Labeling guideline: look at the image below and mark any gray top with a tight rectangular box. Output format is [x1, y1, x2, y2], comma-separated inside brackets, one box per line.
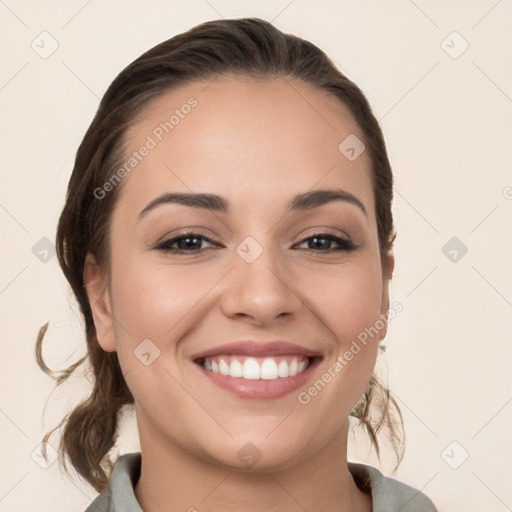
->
[85, 452, 438, 512]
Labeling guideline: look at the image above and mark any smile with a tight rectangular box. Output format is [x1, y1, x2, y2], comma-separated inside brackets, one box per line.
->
[199, 355, 311, 380]
[195, 357, 320, 400]
[191, 340, 322, 399]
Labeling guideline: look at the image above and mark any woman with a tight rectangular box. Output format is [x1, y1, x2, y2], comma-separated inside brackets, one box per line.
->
[36, 17, 438, 512]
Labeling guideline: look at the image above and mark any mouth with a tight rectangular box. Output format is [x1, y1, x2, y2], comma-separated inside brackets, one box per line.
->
[191, 341, 323, 399]
[195, 354, 316, 379]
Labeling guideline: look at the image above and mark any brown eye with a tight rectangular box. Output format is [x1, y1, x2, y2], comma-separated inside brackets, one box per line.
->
[296, 233, 356, 253]
[155, 231, 218, 254]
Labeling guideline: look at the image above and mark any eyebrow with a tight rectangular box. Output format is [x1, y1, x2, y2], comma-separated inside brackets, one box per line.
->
[138, 187, 367, 220]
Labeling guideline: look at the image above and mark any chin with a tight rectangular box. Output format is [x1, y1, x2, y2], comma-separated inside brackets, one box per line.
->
[199, 436, 312, 474]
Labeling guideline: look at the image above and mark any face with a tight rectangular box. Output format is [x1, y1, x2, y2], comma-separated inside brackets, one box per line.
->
[85, 76, 394, 471]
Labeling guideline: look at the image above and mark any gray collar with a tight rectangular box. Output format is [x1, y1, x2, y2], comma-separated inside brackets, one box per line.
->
[85, 452, 437, 512]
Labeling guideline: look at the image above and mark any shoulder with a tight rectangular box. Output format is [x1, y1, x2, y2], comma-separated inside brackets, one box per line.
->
[84, 487, 112, 512]
[84, 453, 143, 512]
[348, 462, 439, 512]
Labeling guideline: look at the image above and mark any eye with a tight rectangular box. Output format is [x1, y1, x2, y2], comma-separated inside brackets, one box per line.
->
[154, 230, 357, 255]
[154, 231, 218, 254]
[294, 232, 356, 253]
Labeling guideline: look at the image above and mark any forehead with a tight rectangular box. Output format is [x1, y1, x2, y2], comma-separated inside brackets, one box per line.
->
[115, 77, 375, 221]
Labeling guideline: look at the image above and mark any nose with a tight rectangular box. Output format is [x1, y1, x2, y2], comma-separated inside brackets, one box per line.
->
[219, 238, 303, 326]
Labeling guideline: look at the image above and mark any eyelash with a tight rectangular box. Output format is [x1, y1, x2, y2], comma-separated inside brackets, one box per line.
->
[154, 230, 357, 255]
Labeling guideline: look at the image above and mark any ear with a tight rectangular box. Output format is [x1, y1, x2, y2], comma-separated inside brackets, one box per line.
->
[83, 252, 116, 352]
[379, 250, 395, 340]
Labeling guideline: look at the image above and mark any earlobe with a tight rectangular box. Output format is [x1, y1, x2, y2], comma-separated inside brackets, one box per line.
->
[379, 250, 395, 340]
[383, 250, 395, 282]
[83, 252, 116, 352]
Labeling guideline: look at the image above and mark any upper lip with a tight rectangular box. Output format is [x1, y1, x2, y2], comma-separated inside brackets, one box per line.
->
[191, 341, 322, 360]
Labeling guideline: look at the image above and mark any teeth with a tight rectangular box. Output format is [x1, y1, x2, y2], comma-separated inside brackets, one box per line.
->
[261, 358, 279, 380]
[242, 358, 260, 379]
[289, 358, 298, 377]
[228, 359, 243, 377]
[201, 355, 310, 380]
[218, 359, 229, 375]
[278, 360, 289, 377]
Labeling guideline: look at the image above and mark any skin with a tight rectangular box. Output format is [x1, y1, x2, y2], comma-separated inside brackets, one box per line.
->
[84, 76, 394, 512]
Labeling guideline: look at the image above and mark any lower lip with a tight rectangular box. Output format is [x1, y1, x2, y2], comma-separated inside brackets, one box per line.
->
[195, 358, 320, 399]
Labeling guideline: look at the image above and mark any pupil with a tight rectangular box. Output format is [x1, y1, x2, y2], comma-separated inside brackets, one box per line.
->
[311, 237, 329, 250]
[179, 237, 200, 250]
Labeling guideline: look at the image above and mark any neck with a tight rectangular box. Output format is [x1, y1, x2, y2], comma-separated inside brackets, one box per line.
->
[134, 419, 372, 512]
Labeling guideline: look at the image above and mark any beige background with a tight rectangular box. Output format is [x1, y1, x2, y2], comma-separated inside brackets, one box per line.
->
[1, 1, 511, 510]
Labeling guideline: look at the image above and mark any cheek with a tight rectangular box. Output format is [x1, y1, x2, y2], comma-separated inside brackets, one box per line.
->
[110, 247, 384, 350]
[298, 259, 384, 405]
[303, 258, 384, 345]
[107, 260, 200, 415]
[111, 257, 203, 338]
[109, 244, 384, 381]
[107, 245, 385, 447]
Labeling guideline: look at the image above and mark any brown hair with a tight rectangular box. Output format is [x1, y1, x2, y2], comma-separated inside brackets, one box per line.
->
[36, 17, 403, 493]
